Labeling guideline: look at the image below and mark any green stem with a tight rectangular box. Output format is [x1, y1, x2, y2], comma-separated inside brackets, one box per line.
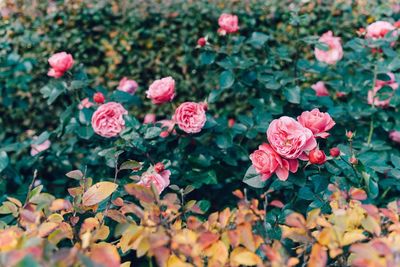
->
[367, 64, 378, 145]
[367, 117, 374, 145]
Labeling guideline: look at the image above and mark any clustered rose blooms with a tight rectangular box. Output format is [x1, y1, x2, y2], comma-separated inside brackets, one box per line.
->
[389, 131, 400, 143]
[218, 13, 239, 35]
[173, 102, 207, 134]
[117, 77, 138, 95]
[47, 52, 74, 78]
[368, 72, 398, 108]
[250, 109, 335, 181]
[138, 168, 171, 194]
[146, 77, 175, 104]
[30, 138, 51, 156]
[297, 108, 336, 138]
[314, 31, 343, 65]
[91, 102, 128, 138]
[250, 143, 298, 181]
[366, 21, 396, 40]
[311, 81, 330, 97]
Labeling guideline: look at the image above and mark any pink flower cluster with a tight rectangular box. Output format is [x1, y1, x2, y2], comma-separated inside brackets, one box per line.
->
[138, 165, 171, 194]
[47, 52, 74, 78]
[218, 13, 239, 35]
[250, 109, 335, 181]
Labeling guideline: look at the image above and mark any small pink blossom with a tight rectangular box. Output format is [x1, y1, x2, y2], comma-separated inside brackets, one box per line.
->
[91, 102, 128, 138]
[158, 120, 176, 138]
[146, 77, 175, 104]
[143, 114, 156, 124]
[218, 13, 239, 35]
[368, 72, 398, 108]
[314, 31, 343, 65]
[173, 102, 206, 134]
[267, 116, 317, 160]
[297, 108, 335, 138]
[138, 170, 171, 194]
[389, 131, 400, 143]
[31, 138, 51, 156]
[311, 81, 330, 97]
[117, 77, 138, 95]
[47, 52, 74, 78]
[78, 98, 94, 110]
[250, 143, 298, 181]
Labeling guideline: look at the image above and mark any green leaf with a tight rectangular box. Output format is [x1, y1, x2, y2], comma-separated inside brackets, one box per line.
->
[219, 70, 235, 89]
[315, 42, 330, 51]
[200, 51, 216, 65]
[144, 127, 161, 139]
[284, 86, 301, 104]
[15, 255, 41, 267]
[247, 32, 269, 48]
[119, 160, 142, 171]
[392, 154, 400, 168]
[0, 151, 9, 173]
[243, 166, 267, 188]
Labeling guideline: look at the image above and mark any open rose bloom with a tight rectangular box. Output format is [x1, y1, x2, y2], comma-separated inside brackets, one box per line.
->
[173, 102, 207, 134]
[146, 77, 175, 104]
[297, 109, 335, 138]
[366, 21, 397, 42]
[138, 170, 171, 194]
[368, 72, 398, 108]
[47, 52, 74, 78]
[250, 143, 298, 181]
[218, 13, 239, 35]
[91, 102, 128, 138]
[311, 81, 330, 97]
[117, 77, 138, 95]
[314, 31, 343, 65]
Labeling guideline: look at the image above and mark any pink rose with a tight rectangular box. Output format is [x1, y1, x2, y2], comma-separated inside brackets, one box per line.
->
[47, 52, 74, 78]
[157, 120, 176, 138]
[368, 72, 398, 108]
[173, 102, 207, 134]
[267, 116, 317, 160]
[143, 114, 156, 124]
[250, 143, 298, 181]
[138, 170, 171, 194]
[117, 77, 138, 95]
[297, 108, 336, 138]
[146, 77, 175, 104]
[78, 98, 94, 110]
[366, 21, 396, 40]
[314, 31, 343, 65]
[311, 81, 330, 97]
[91, 102, 128, 138]
[218, 13, 239, 35]
[389, 131, 400, 143]
[31, 138, 51, 156]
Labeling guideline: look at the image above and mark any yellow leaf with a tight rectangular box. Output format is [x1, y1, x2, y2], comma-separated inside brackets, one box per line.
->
[308, 243, 327, 267]
[120, 262, 131, 267]
[341, 230, 366, 246]
[361, 215, 381, 236]
[204, 240, 228, 267]
[230, 247, 262, 267]
[82, 182, 118, 206]
[167, 254, 192, 267]
[38, 222, 59, 237]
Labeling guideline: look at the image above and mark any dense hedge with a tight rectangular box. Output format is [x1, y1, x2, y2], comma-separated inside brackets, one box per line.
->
[1, 0, 400, 265]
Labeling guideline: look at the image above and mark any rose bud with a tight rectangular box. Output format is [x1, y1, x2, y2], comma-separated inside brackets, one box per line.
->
[346, 130, 354, 140]
[309, 148, 327, 165]
[350, 156, 358, 165]
[154, 162, 165, 173]
[197, 37, 207, 47]
[93, 92, 105, 104]
[228, 118, 235, 128]
[330, 147, 340, 157]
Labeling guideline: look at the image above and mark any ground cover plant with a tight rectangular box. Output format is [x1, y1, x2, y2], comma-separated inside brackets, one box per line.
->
[1, 0, 400, 266]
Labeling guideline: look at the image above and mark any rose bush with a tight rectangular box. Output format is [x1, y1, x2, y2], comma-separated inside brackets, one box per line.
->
[1, 0, 400, 266]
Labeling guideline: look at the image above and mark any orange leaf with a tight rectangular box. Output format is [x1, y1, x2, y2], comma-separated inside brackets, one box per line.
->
[82, 182, 118, 206]
[124, 183, 155, 203]
[308, 243, 327, 267]
[230, 247, 262, 267]
[90, 243, 121, 267]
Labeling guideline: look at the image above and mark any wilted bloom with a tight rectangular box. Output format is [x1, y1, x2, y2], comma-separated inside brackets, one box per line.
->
[146, 77, 175, 104]
[309, 148, 327, 165]
[91, 102, 128, 138]
[78, 98, 94, 110]
[47, 52, 74, 78]
[143, 114, 156, 124]
[117, 77, 138, 95]
[173, 102, 207, 134]
[31, 138, 51, 156]
[311, 81, 330, 97]
[389, 131, 400, 143]
[297, 109, 335, 139]
[250, 143, 298, 181]
[267, 116, 317, 160]
[218, 13, 239, 35]
[93, 92, 105, 104]
[314, 31, 343, 65]
[368, 72, 398, 108]
[138, 169, 171, 194]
